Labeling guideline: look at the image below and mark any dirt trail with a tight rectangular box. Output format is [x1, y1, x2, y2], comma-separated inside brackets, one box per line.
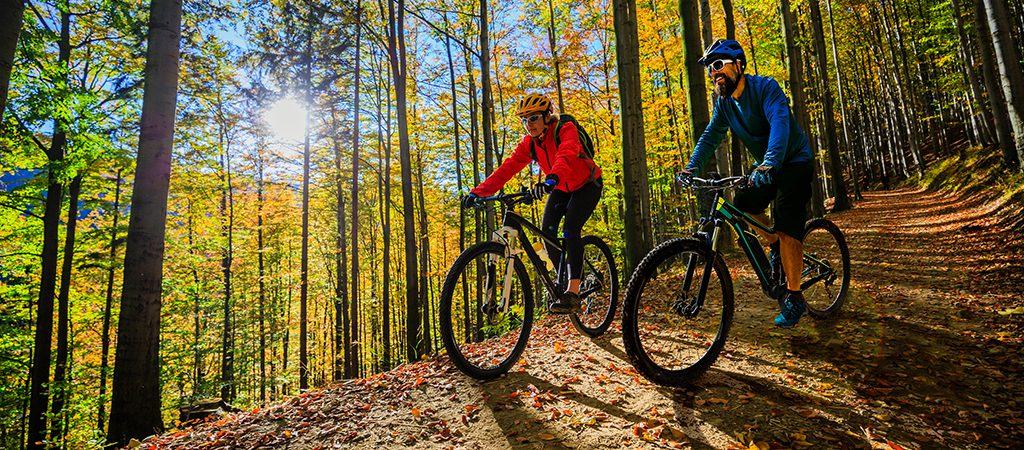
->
[148, 188, 1024, 450]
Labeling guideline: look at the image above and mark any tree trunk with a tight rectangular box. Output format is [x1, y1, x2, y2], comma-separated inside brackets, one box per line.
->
[375, 54, 392, 371]
[0, 0, 24, 120]
[481, 0, 496, 233]
[334, 133, 349, 381]
[982, 0, 1024, 169]
[416, 153, 431, 356]
[50, 174, 81, 443]
[186, 200, 203, 399]
[808, 0, 850, 211]
[98, 170, 122, 432]
[973, 0, 1016, 167]
[299, 14, 313, 391]
[349, 0, 363, 377]
[27, 11, 70, 448]
[681, 0, 708, 223]
[106, 0, 181, 443]
[615, 0, 653, 273]
[444, 13, 470, 345]
[722, 0, 735, 39]
[256, 149, 266, 405]
[386, 0, 420, 362]
[951, 0, 993, 145]
[722, 0, 744, 177]
[826, 0, 860, 199]
[218, 108, 235, 402]
[547, 0, 565, 112]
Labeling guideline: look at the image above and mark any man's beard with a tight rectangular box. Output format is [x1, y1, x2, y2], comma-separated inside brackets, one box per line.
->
[714, 73, 739, 97]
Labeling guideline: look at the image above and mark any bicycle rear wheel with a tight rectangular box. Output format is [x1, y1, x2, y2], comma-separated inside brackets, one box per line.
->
[621, 238, 734, 387]
[800, 218, 850, 319]
[570, 236, 619, 337]
[439, 241, 534, 380]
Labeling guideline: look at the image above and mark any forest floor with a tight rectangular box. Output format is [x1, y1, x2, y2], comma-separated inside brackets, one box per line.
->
[145, 183, 1024, 450]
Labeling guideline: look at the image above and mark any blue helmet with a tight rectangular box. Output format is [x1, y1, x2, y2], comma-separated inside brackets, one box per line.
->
[698, 39, 746, 69]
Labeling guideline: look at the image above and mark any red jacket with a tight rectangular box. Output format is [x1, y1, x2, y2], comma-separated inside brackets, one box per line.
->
[471, 120, 601, 197]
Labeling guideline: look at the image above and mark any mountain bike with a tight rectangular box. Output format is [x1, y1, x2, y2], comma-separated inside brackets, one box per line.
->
[439, 188, 619, 380]
[621, 175, 850, 387]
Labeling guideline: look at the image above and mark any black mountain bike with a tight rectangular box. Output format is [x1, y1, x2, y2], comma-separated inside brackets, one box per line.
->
[439, 189, 619, 380]
[621, 175, 850, 387]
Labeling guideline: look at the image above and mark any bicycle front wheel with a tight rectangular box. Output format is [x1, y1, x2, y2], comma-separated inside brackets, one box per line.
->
[800, 218, 850, 319]
[621, 238, 734, 387]
[570, 236, 619, 337]
[439, 241, 534, 380]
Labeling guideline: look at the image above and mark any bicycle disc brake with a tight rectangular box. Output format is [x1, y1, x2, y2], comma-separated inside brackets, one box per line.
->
[671, 292, 701, 318]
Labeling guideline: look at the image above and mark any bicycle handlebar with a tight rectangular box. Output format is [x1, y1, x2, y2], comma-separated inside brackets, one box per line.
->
[466, 188, 535, 210]
[676, 174, 748, 190]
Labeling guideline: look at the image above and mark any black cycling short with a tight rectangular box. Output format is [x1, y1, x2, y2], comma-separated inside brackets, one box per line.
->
[733, 163, 814, 241]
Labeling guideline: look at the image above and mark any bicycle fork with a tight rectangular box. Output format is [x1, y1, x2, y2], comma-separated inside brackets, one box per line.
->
[482, 227, 520, 322]
[675, 222, 722, 317]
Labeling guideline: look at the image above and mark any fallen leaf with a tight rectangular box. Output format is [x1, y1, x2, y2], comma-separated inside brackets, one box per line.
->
[539, 433, 556, 440]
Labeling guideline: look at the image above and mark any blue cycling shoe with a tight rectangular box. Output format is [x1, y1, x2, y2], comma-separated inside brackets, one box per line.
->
[774, 291, 806, 328]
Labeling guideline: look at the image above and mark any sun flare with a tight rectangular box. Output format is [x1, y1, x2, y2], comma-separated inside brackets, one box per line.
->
[264, 97, 308, 143]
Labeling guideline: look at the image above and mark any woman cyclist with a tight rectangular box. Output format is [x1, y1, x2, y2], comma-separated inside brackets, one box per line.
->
[461, 93, 602, 314]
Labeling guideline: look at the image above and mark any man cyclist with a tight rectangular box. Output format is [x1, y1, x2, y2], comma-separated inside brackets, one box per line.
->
[461, 93, 602, 314]
[680, 39, 815, 328]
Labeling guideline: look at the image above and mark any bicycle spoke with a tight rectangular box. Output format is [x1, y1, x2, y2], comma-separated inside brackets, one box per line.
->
[440, 242, 534, 379]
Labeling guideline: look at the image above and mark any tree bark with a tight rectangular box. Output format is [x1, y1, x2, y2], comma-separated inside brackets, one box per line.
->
[98, 170, 122, 431]
[481, 0, 496, 233]
[826, 0, 860, 199]
[973, 0, 1017, 167]
[218, 101, 235, 401]
[27, 11, 70, 448]
[256, 147, 267, 404]
[334, 133, 349, 381]
[808, 0, 850, 210]
[299, 11, 314, 391]
[106, 0, 181, 444]
[951, 0, 992, 145]
[0, 0, 24, 120]
[981, 0, 1024, 169]
[50, 174, 81, 442]
[385, 0, 420, 362]
[722, 0, 744, 177]
[349, 0, 363, 377]
[616, 0, 653, 273]
[547, 0, 565, 112]
[375, 53, 392, 371]
[416, 152, 431, 356]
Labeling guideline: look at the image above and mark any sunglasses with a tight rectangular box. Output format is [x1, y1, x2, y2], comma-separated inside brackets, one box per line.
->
[706, 59, 735, 76]
[521, 114, 543, 125]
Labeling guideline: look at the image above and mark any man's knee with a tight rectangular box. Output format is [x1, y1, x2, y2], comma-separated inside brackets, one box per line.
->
[777, 231, 800, 244]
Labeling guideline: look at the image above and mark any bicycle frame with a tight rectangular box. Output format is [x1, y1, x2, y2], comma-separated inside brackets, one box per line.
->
[706, 195, 781, 298]
[477, 194, 606, 316]
[687, 176, 836, 303]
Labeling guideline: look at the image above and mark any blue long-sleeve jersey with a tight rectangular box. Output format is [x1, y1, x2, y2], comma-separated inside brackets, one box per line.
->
[687, 75, 813, 172]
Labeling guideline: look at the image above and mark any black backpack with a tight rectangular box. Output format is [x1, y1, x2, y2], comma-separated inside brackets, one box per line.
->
[530, 114, 596, 161]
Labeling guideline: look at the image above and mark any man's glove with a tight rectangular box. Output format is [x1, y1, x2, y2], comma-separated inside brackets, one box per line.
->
[532, 175, 558, 200]
[676, 166, 696, 187]
[749, 164, 775, 188]
[460, 193, 479, 208]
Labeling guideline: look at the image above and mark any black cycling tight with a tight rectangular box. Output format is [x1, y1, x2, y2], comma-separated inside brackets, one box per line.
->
[541, 177, 602, 282]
